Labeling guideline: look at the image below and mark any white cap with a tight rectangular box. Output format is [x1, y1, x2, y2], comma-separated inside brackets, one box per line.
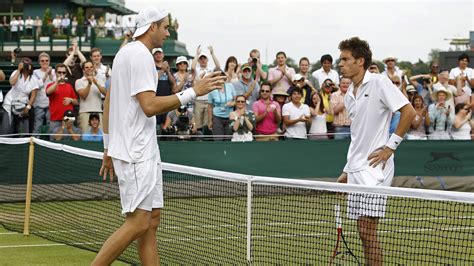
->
[132, 7, 169, 39]
[292, 73, 304, 82]
[198, 52, 208, 59]
[152, 47, 163, 54]
[176, 56, 188, 65]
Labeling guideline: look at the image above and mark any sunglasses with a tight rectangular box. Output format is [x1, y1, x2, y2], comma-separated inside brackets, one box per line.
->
[236, 100, 246, 103]
[392, 82, 401, 85]
[40, 59, 49, 62]
[386, 59, 395, 62]
[57, 71, 66, 74]
[260, 90, 271, 93]
[369, 66, 378, 70]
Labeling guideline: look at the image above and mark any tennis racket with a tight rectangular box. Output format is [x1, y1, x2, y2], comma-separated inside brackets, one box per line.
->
[329, 204, 360, 265]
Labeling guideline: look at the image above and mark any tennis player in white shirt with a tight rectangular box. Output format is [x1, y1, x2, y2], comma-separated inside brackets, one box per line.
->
[95, 7, 226, 265]
[336, 37, 415, 266]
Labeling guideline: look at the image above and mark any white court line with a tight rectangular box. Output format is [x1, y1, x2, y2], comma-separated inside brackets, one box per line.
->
[0, 232, 18, 235]
[0, 241, 103, 249]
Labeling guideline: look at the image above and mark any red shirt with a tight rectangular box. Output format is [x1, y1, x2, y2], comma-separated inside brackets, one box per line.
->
[46, 82, 77, 121]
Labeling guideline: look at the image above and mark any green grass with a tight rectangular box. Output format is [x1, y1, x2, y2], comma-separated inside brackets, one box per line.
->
[0, 194, 473, 265]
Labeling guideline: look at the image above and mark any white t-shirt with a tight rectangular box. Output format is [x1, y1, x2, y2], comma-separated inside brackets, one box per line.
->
[312, 68, 340, 88]
[32, 69, 56, 108]
[95, 63, 111, 84]
[10, 20, 19, 32]
[8, 70, 39, 104]
[449, 67, 473, 95]
[343, 71, 409, 173]
[282, 102, 310, 139]
[75, 76, 104, 113]
[108, 41, 159, 163]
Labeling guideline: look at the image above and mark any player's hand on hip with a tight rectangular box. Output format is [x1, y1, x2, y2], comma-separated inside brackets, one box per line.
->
[368, 147, 393, 170]
[337, 172, 347, 183]
[194, 71, 226, 96]
[99, 149, 115, 182]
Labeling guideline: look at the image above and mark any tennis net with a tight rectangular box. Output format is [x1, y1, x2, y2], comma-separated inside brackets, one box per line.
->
[0, 137, 473, 264]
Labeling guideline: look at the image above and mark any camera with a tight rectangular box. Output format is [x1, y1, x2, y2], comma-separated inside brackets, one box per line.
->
[252, 57, 258, 64]
[422, 78, 431, 84]
[23, 62, 30, 71]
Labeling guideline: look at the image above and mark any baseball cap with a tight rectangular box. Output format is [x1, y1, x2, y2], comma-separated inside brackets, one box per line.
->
[63, 110, 75, 121]
[176, 56, 188, 65]
[132, 7, 169, 39]
[292, 73, 304, 82]
[406, 85, 416, 93]
[152, 47, 163, 54]
[241, 63, 252, 71]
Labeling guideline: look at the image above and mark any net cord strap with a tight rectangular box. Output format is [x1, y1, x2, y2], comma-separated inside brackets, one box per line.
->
[1, 137, 473, 204]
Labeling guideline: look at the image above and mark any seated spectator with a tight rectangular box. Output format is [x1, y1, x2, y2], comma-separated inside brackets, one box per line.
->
[287, 74, 316, 106]
[248, 49, 268, 83]
[282, 87, 311, 139]
[253, 82, 281, 141]
[451, 103, 472, 140]
[229, 95, 255, 142]
[46, 63, 78, 140]
[53, 110, 80, 141]
[232, 64, 260, 110]
[312, 54, 340, 88]
[308, 92, 328, 140]
[3, 57, 39, 135]
[75, 60, 105, 133]
[407, 95, 430, 140]
[224, 56, 240, 83]
[268, 51, 295, 95]
[331, 77, 351, 139]
[162, 105, 197, 140]
[32, 52, 56, 135]
[298, 57, 319, 91]
[428, 88, 452, 140]
[82, 112, 103, 141]
[207, 82, 236, 140]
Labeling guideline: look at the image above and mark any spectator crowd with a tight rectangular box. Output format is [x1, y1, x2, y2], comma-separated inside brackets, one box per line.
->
[1, 40, 473, 142]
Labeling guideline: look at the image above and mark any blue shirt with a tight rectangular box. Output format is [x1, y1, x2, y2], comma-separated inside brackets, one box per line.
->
[82, 129, 103, 141]
[208, 83, 236, 118]
[389, 111, 400, 134]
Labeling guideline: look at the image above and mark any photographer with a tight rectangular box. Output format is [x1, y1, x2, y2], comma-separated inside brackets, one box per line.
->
[46, 63, 78, 140]
[162, 105, 197, 140]
[248, 49, 268, 83]
[3, 57, 39, 135]
[52, 110, 81, 141]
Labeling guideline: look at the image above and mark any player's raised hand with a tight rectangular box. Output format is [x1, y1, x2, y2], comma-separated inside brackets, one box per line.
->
[193, 71, 226, 96]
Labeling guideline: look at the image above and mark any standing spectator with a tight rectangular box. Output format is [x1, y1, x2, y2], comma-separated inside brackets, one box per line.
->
[232, 64, 260, 111]
[248, 49, 268, 83]
[82, 112, 103, 141]
[104, 18, 115, 38]
[64, 43, 87, 88]
[5, 57, 39, 135]
[1, 16, 9, 41]
[75, 60, 106, 133]
[268, 51, 295, 95]
[449, 53, 473, 98]
[152, 47, 177, 134]
[298, 57, 319, 91]
[32, 52, 56, 135]
[207, 82, 236, 140]
[123, 17, 134, 34]
[46, 63, 78, 139]
[71, 16, 78, 36]
[282, 87, 311, 139]
[331, 77, 351, 139]
[97, 16, 105, 37]
[252, 81, 281, 141]
[428, 61, 439, 84]
[9, 17, 19, 42]
[174, 56, 195, 110]
[25, 16, 34, 37]
[52, 110, 81, 141]
[61, 13, 71, 34]
[312, 54, 340, 88]
[308, 92, 328, 140]
[229, 95, 255, 142]
[320, 79, 336, 138]
[287, 74, 316, 106]
[406, 95, 430, 140]
[451, 103, 472, 140]
[52, 15, 61, 34]
[17, 16, 24, 36]
[34, 16, 42, 39]
[368, 62, 380, 74]
[406, 85, 417, 103]
[90, 48, 111, 85]
[224, 56, 239, 83]
[87, 15, 97, 40]
[428, 88, 452, 140]
[381, 55, 408, 85]
[191, 45, 220, 133]
[410, 73, 436, 107]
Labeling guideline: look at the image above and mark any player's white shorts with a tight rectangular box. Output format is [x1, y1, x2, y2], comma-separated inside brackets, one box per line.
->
[347, 157, 394, 219]
[112, 154, 163, 214]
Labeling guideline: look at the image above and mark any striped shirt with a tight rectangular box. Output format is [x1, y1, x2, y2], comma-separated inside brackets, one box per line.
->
[330, 90, 351, 126]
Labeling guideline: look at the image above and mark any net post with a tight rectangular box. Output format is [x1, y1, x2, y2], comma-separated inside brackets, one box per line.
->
[23, 137, 35, 236]
[246, 176, 252, 264]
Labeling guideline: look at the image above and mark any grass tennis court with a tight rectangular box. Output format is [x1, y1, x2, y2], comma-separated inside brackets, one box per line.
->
[1, 193, 472, 265]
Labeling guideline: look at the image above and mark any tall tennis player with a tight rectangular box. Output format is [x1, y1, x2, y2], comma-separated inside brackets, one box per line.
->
[94, 7, 226, 265]
[336, 37, 416, 265]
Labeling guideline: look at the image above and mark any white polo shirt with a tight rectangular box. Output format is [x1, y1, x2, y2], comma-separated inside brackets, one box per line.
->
[282, 102, 310, 139]
[108, 41, 159, 163]
[312, 67, 340, 88]
[449, 67, 473, 95]
[343, 71, 409, 173]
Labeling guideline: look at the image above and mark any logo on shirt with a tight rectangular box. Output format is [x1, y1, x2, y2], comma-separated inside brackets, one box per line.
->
[364, 94, 369, 97]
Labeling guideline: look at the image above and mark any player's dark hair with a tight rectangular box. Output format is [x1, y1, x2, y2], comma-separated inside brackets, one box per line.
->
[338, 37, 372, 70]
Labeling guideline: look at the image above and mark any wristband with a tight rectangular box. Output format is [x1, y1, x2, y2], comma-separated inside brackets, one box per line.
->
[176, 89, 196, 105]
[386, 133, 403, 150]
[103, 133, 109, 149]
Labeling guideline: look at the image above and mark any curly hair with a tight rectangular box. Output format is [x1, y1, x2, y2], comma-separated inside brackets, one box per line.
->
[338, 37, 372, 70]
